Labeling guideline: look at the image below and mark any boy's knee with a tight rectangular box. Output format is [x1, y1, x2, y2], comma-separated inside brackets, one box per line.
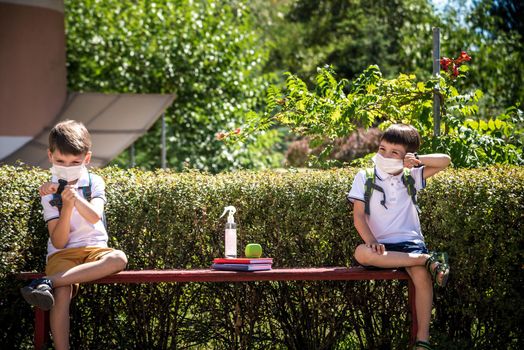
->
[108, 250, 128, 270]
[354, 244, 370, 265]
[114, 250, 127, 270]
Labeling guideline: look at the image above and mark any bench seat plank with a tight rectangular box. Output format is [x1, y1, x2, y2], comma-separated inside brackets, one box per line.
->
[18, 267, 408, 284]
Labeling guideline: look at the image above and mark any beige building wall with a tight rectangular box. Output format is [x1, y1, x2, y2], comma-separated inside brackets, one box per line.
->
[0, 0, 66, 158]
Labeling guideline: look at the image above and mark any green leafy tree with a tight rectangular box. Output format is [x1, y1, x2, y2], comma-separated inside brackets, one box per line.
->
[412, 0, 524, 114]
[251, 0, 523, 116]
[224, 57, 523, 168]
[65, 0, 282, 172]
[250, 0, 438, 83]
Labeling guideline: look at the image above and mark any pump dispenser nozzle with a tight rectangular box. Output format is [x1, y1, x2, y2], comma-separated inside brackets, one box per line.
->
[220, 206, 236, 223]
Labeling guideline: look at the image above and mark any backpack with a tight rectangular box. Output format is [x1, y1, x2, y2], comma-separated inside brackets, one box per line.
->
[363, 167, 420, 215]
[49, 173, 107, 228]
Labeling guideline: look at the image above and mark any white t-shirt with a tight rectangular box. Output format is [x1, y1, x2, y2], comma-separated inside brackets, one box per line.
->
[42, 172, 108, 258]
[347, 166, 426, 244]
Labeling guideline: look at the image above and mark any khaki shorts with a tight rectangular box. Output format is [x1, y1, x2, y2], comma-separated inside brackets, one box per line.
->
[46, 247, 115, 297]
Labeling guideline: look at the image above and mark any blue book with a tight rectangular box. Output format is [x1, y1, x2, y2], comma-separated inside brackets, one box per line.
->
[211, 263, 272, 271]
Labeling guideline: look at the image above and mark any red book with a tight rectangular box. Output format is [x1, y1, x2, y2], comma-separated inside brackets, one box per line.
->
[213, 257, 273, 264]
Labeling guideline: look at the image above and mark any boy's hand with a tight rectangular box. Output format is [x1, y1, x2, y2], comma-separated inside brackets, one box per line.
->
[366, 242, 385, 255]
[404, 153, 422, 168]
[39, 182, 59, 196]
[60, 186, 79, 207]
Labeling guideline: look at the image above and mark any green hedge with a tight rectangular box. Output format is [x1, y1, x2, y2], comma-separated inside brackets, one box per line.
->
[1, 165, 522, 349]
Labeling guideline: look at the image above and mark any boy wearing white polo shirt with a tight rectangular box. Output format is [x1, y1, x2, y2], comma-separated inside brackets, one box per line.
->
[20, 120, 128, 350]
[347, 124, 450, 350]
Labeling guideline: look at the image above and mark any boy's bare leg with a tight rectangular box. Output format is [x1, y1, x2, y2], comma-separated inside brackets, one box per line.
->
[354, 244, 447, 284]
[406, 266, 433, 345]
[47, 250, 127, 288]
[354, 244, 429, 268]
[50, 285, 72, 350]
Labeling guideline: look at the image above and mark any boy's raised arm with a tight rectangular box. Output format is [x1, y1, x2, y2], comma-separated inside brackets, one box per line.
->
[416, 153, 451, 179]
[39, 182, 59, 196]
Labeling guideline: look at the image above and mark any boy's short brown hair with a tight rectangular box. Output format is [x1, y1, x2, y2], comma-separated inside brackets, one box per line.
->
[48, 120, 92, 155]
[380, 124, 421, 153]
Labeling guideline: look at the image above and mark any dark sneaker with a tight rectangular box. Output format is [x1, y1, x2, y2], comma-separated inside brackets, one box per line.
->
[20, 278, 55, 310]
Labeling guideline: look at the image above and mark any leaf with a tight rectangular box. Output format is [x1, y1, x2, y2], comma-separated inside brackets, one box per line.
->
[494, 119, 505, 130]
[308, 138, 323, 149]
[473, 89, 484, 102]
[464, 119, 479, 130]
[331, 108, 341, 122]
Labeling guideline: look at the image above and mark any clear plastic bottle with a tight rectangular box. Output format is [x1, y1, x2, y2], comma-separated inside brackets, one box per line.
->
[221, 206, 237, 258]
[225, 220, 237, 258]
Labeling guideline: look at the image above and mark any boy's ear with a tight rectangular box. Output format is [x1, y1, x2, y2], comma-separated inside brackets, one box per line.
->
[84, 151, 92, 165]
[47, 149, 53, 163]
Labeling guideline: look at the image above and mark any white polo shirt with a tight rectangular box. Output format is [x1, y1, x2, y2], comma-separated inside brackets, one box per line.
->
[347, 166, 426, 244]
[42, 172, 108, 258]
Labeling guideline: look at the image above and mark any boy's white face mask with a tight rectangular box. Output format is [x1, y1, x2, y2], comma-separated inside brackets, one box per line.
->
[50, 164, 87, 182]
[372, 153, 404, 174]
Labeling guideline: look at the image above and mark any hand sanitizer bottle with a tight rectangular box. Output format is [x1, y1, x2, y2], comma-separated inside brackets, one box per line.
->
[220, 206, 237, 258]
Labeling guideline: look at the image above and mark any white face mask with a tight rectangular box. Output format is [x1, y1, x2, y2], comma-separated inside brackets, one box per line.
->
[50, 164, 87, 182]
[372, 153, 404, 174]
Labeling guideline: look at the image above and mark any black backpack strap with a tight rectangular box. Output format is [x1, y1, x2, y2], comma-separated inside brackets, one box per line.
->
[363, 167, 387, 215]
[80, 173, 108, 229]
[363, 168, 374, 215]
[79, 173, 92, 202]
[402, 168, 420, 213]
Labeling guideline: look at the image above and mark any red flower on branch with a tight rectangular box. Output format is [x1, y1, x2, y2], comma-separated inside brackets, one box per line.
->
[455, 51, 472, 64]
[216, 132, 227, 140]
[441, 51, 471, 78]
[234, 128, 241, 135]
[452, 64, 459, 77]
[440, 57, 452, 71]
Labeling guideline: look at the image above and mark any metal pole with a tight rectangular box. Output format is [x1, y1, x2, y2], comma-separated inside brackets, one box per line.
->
[432, 27, 441, 137]
[129, 143, 135, 168]
[161, 113, 166, 169]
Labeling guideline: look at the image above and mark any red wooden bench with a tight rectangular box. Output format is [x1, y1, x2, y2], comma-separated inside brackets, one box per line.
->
[19, 267, 417, 350]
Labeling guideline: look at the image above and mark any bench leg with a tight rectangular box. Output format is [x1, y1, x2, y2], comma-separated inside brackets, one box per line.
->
[34, 308, 50, 350]
[408, 278, 418, 345]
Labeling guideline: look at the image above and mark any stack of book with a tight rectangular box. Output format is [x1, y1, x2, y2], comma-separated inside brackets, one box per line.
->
[211, 257, 273, 271]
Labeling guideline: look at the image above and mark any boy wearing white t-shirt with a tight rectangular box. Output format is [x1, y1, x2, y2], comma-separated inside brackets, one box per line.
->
[21, 120, 127, 350]
[347, 124, 450, 350]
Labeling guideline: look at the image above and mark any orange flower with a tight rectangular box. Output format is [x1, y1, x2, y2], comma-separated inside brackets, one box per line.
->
[216, 132, 226, 140]
[234, 128, 241, 135]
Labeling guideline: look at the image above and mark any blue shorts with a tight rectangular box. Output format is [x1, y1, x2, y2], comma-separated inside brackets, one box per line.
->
[383, 241, 428, 254]
[353, 241, 428, 269]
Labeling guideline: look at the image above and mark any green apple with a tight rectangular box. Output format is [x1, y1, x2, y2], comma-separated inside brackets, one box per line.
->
[245, 243, 262, 258]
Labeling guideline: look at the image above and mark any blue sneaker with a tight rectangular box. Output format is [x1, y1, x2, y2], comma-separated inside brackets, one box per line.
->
[20, 278, 54, 310]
